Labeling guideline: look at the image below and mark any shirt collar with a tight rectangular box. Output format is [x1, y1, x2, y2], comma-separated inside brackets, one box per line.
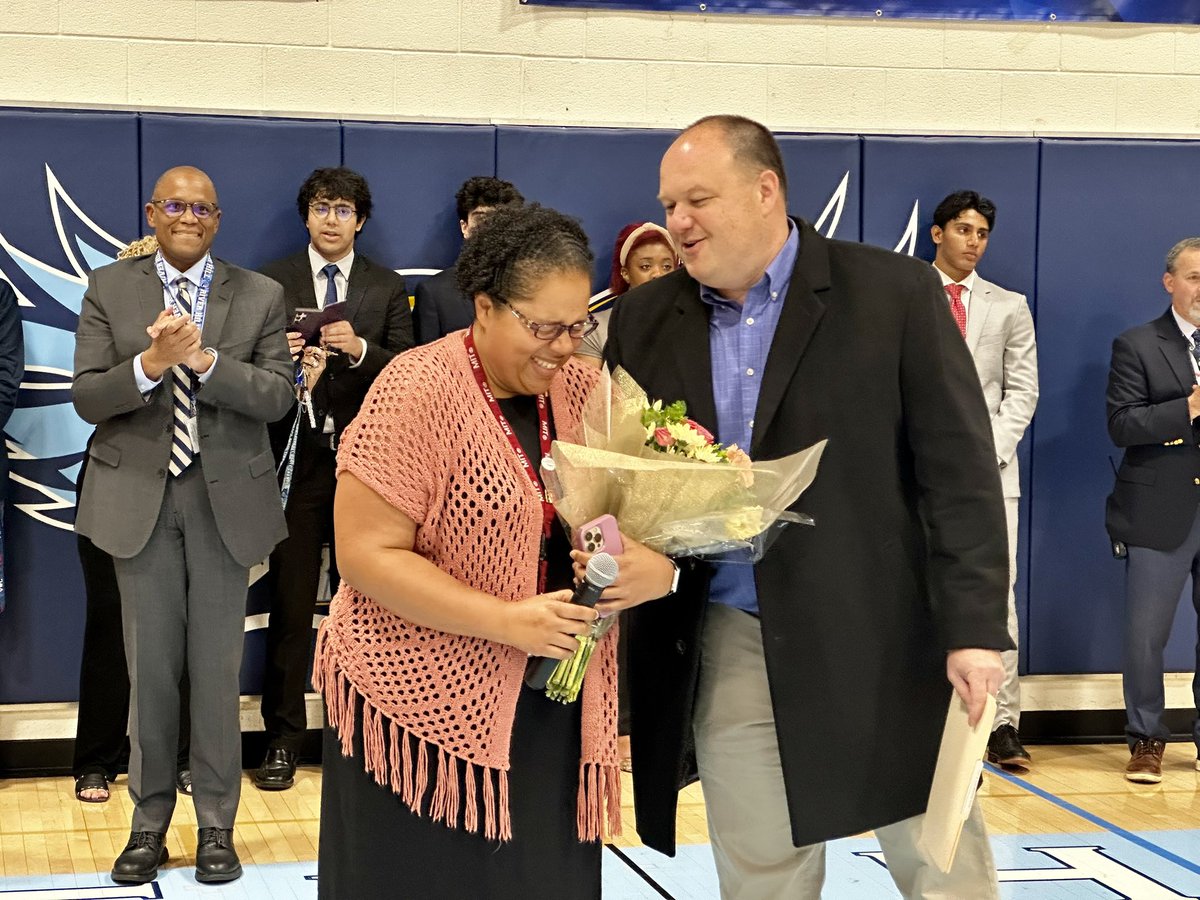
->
[160, 252, 210, 289]
[700, 221, 799, 309]
[1171, 307, 1199, 343]
[309, 243, 354, 280]
[932, 263, 977, 295]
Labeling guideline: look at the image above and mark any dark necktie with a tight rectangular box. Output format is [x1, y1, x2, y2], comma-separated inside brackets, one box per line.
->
[168, 278, 195, 477]
[322, 263, 340, 309]
[944, 283, 967, 339]
[1191, 330, 1200, 371]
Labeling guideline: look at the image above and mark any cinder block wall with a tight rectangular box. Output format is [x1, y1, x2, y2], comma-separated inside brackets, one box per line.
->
[1, 1, 1198, 135]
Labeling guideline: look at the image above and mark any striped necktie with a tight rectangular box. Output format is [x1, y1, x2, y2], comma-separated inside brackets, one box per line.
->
[1191, 330, 1200, 372]
[168, 277, 196, 477]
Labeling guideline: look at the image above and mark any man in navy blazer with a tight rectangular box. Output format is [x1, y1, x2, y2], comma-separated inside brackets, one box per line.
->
[256, 167, 412, 791]
[1106, 236, 1200, 784]
[412, 175, 522, 344]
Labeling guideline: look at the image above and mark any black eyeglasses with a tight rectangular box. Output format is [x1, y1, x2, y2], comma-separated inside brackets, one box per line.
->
[309, 202, 357, 222]
[151, 198, 219, 219]
[499, 299, 598, 341]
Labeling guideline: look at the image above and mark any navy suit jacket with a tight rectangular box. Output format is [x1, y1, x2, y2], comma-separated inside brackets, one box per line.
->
[1106, 307, 1200, 551]
[413, 266, 473, 345]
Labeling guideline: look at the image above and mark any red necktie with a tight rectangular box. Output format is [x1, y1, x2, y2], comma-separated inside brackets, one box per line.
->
[945, 283, 967, 339]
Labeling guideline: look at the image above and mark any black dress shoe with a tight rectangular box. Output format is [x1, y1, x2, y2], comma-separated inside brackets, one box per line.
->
[195, 827, 242, 883]
[987, 723, 1032, 771]
[111, 831, 168, 884]
[176, 768, 193, 795]
[254, 747, 298, 791]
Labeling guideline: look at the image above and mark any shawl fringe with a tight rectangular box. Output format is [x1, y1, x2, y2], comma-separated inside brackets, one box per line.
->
[318, 641, 619, 842]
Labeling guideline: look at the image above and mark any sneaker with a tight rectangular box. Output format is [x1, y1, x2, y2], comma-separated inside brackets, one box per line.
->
[1125, 738, 1165, 783]
[987, 723, 1032, 772]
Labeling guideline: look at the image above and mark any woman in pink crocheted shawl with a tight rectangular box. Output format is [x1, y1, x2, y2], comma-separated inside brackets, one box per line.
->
[313, 205, 675, 899]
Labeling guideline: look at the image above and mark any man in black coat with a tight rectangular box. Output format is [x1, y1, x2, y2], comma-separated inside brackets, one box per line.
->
[1106, 236, 1200, 784]
[602, 116, 1011, 898]
[412, 175, 522, 344]
[256, 167, 413, 789]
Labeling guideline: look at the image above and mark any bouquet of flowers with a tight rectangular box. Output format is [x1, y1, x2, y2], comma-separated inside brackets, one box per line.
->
[539, 367, 826, 702]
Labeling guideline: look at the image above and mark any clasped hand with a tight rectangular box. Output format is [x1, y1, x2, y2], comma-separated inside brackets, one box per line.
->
[571, 533, 676, 616]
[144, 310, 209, 377]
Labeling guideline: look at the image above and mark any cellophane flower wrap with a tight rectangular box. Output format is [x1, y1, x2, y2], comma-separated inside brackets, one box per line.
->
[540, 368, 825, 703]
[549, 367, 825, 559]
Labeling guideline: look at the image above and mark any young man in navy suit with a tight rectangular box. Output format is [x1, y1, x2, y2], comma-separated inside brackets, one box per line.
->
[257, 167, 413, 790]
[412, 176, 522, 344]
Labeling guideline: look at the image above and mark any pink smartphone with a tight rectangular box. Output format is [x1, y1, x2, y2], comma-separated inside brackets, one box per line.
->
[575, 514, 623, 556]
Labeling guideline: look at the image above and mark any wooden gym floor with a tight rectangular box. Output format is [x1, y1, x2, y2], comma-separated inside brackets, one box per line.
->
[1, 741, 1199, 897]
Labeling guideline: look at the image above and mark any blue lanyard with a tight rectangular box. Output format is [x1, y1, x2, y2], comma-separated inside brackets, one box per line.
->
[154, 252, 214, 333]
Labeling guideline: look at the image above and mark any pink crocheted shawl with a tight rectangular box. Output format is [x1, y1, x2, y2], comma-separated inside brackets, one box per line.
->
[314, 332, 620, 842]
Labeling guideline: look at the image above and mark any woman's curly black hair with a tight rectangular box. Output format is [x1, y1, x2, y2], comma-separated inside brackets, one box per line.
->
[456, 204, 593, 304]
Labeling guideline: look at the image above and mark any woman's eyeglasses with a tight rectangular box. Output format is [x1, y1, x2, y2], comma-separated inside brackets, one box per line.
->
[500, 300, 598, 341]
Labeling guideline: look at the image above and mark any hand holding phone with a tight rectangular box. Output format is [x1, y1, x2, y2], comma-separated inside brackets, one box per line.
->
[575, 514, 623, 556]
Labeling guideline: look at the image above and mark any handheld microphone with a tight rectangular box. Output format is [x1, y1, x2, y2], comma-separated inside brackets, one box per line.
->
[524, 552, 619, 690]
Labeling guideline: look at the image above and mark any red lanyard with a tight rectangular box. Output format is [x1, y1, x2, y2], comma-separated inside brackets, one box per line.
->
[464, 328, 556, 593]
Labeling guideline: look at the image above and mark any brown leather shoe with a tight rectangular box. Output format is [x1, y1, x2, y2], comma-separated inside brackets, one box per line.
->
[1125, 738, 1165, 783]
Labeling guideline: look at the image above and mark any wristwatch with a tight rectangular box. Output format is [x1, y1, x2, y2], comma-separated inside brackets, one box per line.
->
[665, 558, 681, 596]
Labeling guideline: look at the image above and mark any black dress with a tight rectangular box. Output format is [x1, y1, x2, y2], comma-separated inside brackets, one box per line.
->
[318, 394, 602, 900]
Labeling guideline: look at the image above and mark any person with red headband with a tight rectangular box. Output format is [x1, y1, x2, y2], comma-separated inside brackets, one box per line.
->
[576, 221, 678, 367]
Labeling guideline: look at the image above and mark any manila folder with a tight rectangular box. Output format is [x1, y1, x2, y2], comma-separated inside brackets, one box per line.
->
[918, 692, 996, 873]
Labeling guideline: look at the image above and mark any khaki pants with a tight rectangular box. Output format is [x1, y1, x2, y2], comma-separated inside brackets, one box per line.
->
[694, 603, 1000, 900]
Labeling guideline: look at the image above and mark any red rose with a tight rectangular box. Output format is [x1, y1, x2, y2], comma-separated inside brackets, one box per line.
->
[653, 426, 675, 447]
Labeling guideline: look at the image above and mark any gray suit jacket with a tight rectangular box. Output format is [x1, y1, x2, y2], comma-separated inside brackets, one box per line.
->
[964, 274, 1039, 498]
[72, 255, 295, 566]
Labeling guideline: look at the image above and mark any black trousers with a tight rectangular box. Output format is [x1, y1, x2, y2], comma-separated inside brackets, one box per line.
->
[262, 433, 338, 751]
[72, 532, 189, 780]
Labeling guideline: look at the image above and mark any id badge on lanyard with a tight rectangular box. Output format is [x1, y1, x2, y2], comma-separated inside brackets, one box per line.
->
[156, 253, 215, 432]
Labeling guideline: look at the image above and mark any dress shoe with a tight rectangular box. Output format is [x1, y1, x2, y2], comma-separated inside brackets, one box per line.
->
[254, 746, 298, 791]
[987, 723, 1032, 771]
[111, 831, 168, 884]
[195, 827, 242, 883]
[1125, 738, 1165, 784]
[176, 768, 192, 795]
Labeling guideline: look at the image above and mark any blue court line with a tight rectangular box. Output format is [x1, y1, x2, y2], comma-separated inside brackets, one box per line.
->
[986, 762, 1200, 878]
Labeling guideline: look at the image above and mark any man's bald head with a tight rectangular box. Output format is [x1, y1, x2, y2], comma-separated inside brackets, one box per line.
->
[681, 115, 788, 202]
[145, 166, 222, 272]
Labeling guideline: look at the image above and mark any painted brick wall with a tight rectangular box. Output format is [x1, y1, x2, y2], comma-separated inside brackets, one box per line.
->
[1, 1, 1198, 135]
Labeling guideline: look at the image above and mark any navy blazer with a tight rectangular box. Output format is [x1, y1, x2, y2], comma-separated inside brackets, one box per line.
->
[1106, 307, 1200, 551]
[413, 266, 473, 345]
[260, 249, 413, 443]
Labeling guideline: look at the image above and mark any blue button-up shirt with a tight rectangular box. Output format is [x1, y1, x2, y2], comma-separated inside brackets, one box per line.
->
[699, 224, 799, 615]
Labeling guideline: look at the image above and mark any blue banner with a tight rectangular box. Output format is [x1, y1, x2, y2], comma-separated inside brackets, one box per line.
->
[523, 1, 1200, 23]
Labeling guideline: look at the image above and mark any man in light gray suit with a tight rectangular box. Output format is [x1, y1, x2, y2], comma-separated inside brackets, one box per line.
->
[932, 190, 1040, 771]
[73, 166, 294, 885]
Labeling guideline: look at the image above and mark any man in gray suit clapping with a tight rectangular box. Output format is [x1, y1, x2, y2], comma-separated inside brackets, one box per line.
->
[72, 166, 294, 885]
[932, 190, 1040, 772]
